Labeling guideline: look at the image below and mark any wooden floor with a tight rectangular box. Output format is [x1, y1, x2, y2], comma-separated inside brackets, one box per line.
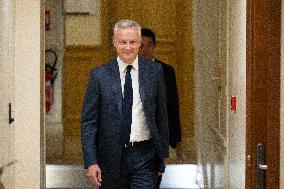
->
[46, 164, 200, 189]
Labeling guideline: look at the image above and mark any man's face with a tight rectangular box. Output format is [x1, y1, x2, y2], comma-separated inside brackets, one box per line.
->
[113, 27, 141, 64]
[139, 36, 155, 60]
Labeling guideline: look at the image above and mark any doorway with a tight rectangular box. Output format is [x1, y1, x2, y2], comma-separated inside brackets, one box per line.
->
[44, 0, 281, 188]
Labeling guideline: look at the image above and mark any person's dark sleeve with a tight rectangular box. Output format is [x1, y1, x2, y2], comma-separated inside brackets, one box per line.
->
[156, 64, 169, 158]
[159, 158, 166, 173]
[81, 69, 100, 169]
[166, 66, 182, 148]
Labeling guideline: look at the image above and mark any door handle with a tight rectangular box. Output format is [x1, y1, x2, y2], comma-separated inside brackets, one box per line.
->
[256, 143, 266, 189]
[9, 102, 14, 124]
[258, 164, 268, 170]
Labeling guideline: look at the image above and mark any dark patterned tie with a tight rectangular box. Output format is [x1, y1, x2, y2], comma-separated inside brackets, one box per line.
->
[120, 65, 133, 145]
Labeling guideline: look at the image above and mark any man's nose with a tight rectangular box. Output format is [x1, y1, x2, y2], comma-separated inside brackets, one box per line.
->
[125, 43, 132, 49]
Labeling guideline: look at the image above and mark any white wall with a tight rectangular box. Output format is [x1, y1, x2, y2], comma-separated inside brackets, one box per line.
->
[227, 0, 246, 188]
[14, 0, 43, 188]
[0, 0, 15, 188]
[45, 0, 64, 164]
[193, 0, 246, 188]
[193, 0, 230, 188]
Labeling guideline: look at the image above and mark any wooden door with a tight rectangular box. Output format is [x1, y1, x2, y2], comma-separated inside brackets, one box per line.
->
[246, 0, 281, 188]
[0, 1, 15, 188]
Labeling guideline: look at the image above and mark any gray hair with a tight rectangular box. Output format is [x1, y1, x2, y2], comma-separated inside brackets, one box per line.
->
[113, 19, 141, 37]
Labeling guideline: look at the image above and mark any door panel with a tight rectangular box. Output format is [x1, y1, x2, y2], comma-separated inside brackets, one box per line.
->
[246, 0, 281, 188]
[193, 0, 228, 188]
[0, 1, 15, 188]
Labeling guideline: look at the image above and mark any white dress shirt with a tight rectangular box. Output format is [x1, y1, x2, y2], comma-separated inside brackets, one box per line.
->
[117, 56, 151, 142]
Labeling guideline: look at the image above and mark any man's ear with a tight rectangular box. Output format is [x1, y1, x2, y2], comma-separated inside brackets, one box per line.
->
[112, 37, 116, 47]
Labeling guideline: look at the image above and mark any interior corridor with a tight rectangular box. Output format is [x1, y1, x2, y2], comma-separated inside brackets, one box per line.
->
[0, 0, 282, 188]
[44, 0, 245, 188]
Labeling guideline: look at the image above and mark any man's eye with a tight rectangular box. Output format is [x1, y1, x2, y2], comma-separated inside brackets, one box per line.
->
[119, 41, 127, 45]
[130, 41, 140, 45]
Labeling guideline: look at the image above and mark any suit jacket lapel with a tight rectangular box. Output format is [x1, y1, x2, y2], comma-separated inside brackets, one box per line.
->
[138, 59, 147, 103]
[108, 60, 123, 117]
[109, 58, 149, 116]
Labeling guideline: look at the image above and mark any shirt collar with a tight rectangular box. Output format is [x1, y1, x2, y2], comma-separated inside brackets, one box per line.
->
[117, 56, 139, 73]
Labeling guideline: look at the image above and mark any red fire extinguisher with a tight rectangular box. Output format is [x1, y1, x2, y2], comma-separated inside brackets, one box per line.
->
[45, 10, 51, 31]
[45, 69, 53, 113]
[45, 49, 58, 113]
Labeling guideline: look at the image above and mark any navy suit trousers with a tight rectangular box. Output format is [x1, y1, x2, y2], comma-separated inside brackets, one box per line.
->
[100, 141, 159, 189]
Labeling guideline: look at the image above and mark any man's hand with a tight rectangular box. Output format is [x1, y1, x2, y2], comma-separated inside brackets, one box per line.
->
[157, 158, 168, 176]
[87, 164, 102, 187]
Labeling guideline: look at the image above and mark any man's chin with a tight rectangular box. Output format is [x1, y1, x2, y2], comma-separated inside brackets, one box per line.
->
[121, 56, 136, 64]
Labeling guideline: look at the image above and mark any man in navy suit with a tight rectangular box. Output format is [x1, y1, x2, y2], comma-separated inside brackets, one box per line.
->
[81, 20, 169, 189]
[139, 28, 182, 188]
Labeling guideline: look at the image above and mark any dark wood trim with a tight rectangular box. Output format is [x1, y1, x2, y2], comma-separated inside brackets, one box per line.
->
[246, 0, 253, 187]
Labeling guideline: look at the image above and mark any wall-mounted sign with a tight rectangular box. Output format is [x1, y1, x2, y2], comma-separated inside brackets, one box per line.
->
[64, 0, 101, 46]
[63, 0, 100, 15]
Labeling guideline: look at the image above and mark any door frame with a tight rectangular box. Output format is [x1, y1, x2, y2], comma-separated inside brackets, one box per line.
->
[246, 0, 281, 188]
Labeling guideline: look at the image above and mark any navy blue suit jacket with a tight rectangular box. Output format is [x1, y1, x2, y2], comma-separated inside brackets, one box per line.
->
[81, 57, 169, 177]
[155, 59, 182, 148]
